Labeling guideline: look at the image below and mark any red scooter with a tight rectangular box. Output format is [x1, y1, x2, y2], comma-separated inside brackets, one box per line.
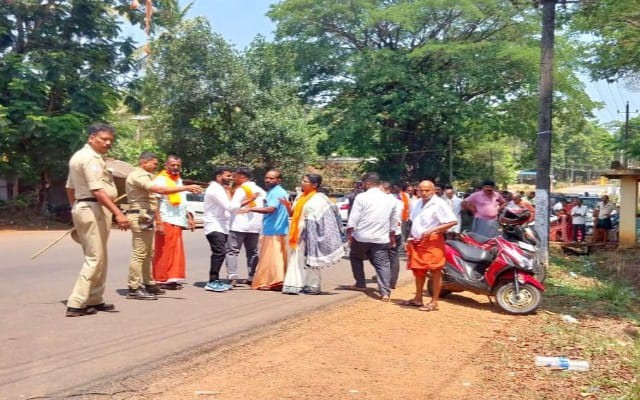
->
[428, 237, 544, 314]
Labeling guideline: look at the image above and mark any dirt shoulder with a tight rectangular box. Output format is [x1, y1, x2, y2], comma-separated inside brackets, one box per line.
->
[116, 267, 637, 400]
[125, 285, 521, 400]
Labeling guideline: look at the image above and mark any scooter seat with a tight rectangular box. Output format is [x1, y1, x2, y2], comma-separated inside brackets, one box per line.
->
[447, 240, 494, 263]
[465, 231, 493, 244]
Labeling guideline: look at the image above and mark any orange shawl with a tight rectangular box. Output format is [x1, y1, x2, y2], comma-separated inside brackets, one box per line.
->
[239, 184, 257, 207]
[158, 170, 181, 206]
[400, 192, 410, 222]
[288, 190, 316, 249]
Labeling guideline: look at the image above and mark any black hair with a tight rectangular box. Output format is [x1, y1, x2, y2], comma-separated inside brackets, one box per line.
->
[235, 167, 252, 179]
[361, 172, 380, 185]
[87, 123, 114, 136]
[213, 166, 233, 178]
[481, 180, 495, 188]
[139, 151, 157, 161]
[305, 173, 322, 188]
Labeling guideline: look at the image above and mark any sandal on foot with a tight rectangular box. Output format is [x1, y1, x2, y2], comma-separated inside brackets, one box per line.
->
[399, 299, 424, 308]
[419, 303, 439, 312]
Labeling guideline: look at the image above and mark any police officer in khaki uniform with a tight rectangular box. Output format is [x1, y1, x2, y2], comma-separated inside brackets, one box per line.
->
[125, 151, 202, 300]
[65, 123, 129, 317]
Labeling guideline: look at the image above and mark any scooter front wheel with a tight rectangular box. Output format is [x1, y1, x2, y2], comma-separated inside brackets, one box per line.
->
[495, 282, 541, 315]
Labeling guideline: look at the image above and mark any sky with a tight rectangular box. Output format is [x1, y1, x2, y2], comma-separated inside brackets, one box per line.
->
[131, 0, 638, 126]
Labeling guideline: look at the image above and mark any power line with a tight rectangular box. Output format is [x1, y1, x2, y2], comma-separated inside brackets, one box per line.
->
[605, 81, 622, 113]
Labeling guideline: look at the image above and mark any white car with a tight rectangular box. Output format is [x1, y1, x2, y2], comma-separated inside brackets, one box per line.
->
[334, 196, 349, 225]
[186, 192, 204, 228]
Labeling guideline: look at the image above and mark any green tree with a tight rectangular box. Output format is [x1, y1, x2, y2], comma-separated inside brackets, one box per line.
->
[0, 0, 162, 206]
[570, 0, 640, 82]
[268, 0, 606, 184]
[142, 18, 323, 183]
[268, 0, 550, 182]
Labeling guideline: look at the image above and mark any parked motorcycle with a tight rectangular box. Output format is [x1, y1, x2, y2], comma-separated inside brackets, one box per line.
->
[428, 237, 544, 314]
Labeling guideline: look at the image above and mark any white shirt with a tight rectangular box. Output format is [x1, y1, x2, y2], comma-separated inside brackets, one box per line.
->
[596, 201, 615, 219]
[347, 187, 398, 244]
[410, 195, 458, 239]
[443, 194, 463, 217]
[389, 194, 403, 235]
[444, 194, 463, 233]
[153, 175, 189, 228]
[570, 205, 588, 225]
[203, 181, 232, 235]
[229, 181, 266, 233]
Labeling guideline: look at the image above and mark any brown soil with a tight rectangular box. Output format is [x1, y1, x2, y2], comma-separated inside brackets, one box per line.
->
[124, 280, 634, 400]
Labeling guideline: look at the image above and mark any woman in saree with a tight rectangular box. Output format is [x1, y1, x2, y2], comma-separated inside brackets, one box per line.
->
[282, 174, 344, 295]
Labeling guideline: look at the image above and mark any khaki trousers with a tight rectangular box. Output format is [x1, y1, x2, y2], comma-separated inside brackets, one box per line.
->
[127, 214, 155, 289]
[67, 202, 112, 309]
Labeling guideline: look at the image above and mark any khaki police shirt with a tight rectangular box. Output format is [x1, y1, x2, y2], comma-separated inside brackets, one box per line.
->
[125, 167, 157, 211]
[66, 144, 117, 200]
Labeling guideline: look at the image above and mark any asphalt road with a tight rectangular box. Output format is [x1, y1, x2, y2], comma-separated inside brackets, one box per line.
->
[0, 228, 402, 399]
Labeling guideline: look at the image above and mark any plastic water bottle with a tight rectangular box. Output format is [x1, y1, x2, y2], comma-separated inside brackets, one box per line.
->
[535, 356, 590, 371]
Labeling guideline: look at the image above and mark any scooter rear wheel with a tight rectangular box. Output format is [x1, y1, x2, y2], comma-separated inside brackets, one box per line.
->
[495, 282, 541, 315]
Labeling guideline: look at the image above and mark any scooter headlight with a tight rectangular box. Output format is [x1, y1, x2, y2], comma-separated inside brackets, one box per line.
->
[520, 256, 534, 270]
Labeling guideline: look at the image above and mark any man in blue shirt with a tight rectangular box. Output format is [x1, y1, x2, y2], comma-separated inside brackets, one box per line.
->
[248, 170, 290, 290]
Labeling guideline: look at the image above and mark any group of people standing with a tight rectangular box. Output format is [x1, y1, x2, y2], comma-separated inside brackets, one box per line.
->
[66, 123, 540, 318]
[345, 174, 458, 311]
[63, 123, 348, 316]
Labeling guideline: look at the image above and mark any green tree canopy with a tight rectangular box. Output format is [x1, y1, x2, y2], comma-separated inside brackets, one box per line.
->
[142, 18, 324, 184]
[268, 0, 609, 184]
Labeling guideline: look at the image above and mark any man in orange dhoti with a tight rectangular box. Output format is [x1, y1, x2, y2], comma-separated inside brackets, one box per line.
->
[152, 155, 197, 290]
[402, 180, 457, 311]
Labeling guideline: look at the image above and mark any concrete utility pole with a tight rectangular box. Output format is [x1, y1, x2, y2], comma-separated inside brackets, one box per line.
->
[534, 0, 557, 269]
[619, 101, 639, 167]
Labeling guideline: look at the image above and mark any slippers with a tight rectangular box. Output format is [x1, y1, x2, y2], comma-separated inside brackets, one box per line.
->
[400, 299, 424, 307]
[419, 303, 439, 312]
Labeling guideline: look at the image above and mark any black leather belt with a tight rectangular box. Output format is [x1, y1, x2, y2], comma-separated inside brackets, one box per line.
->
[77, 198, 97, 202]
[127, 209, 153, 214]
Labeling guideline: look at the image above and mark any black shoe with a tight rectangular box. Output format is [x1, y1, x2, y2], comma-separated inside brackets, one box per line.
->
[87, 303, 117, 311]
[65, 307, 97, 317]
[160, 283, 183, 290]
[126, 288, 157, 300]
[144, 284, 166, 295]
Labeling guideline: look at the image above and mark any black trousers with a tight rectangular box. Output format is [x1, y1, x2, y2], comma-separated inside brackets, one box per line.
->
[206, 231, 228, 282]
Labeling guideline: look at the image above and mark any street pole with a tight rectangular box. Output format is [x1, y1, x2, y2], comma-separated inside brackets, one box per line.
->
[535, 0, 556, 269]
[618, 101, 639, 167]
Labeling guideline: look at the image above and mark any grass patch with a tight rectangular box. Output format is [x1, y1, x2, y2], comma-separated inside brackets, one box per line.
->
[540, 247, 640, 397]
[479, 246, 640, 399]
